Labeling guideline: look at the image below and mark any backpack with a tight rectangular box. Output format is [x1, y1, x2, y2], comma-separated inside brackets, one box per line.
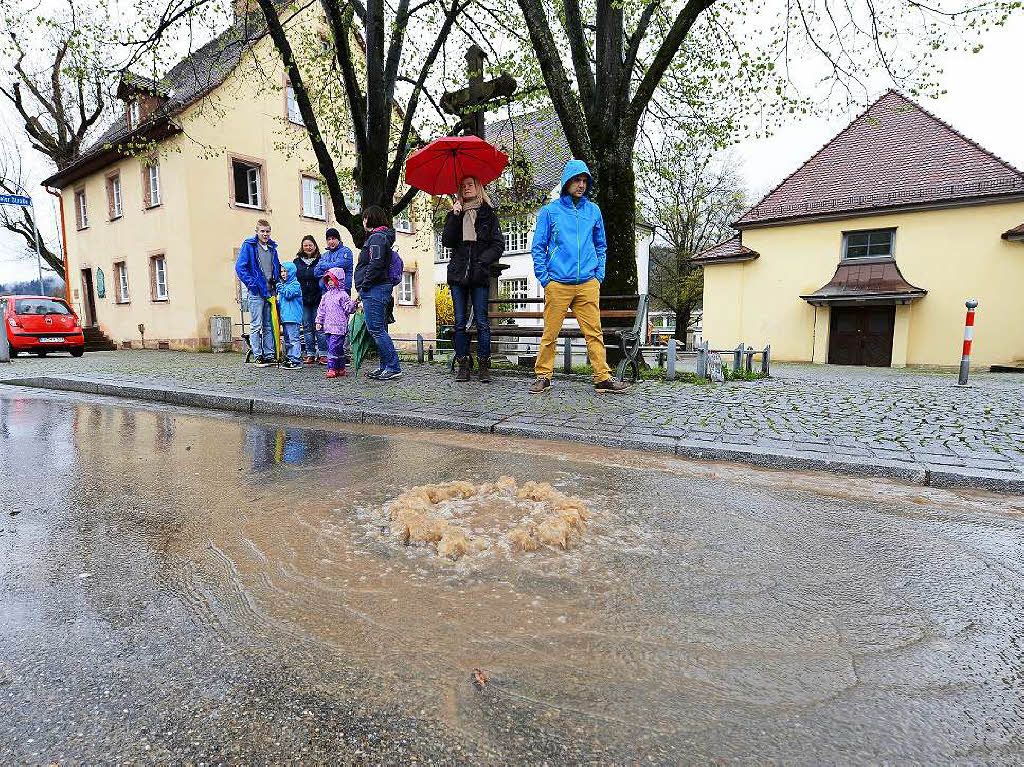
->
[388, 249, 404, 286]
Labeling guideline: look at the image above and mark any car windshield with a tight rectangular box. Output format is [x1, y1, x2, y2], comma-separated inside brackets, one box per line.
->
[14, 298, 72, 316]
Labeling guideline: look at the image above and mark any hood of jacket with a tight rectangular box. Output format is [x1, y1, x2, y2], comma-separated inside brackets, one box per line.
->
[560, 159, 593, 199]
[281, 262, 297, 282]
[325, 266, 347, 288]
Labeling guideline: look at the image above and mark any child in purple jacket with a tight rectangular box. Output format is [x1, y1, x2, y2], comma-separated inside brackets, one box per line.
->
[315, 267, 359, 378]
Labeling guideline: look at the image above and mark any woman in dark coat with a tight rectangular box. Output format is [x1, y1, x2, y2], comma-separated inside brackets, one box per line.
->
[442, 175, 505, 383]
[293, 235, 325, 364]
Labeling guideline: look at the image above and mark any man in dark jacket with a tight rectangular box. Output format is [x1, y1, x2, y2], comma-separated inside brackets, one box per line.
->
[234, 219, 281, 366]
[354, 206, 402, 380]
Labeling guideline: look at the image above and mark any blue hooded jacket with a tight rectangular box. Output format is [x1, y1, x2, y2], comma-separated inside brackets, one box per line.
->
[276, 262, 305, 325]
[530, 159, 607, 287]
[314, 244, 354, 294]
[235, 235, 282, 298]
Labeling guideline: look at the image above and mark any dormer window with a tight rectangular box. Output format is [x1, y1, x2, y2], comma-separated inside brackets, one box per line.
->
[129, 100, 141, 129]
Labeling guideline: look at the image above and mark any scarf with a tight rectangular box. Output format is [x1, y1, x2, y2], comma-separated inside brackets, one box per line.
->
[461, 198, 483, 242]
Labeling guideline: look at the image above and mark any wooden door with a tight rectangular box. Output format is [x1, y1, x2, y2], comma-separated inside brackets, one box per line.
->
[828, 306, 895, 366]
[81, 269, 97, 327]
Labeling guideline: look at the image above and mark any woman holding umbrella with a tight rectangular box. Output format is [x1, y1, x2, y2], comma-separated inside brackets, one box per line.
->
[442, 176, 504, 383]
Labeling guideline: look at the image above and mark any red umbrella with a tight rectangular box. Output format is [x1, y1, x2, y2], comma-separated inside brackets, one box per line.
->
[405, 135, 508, 196]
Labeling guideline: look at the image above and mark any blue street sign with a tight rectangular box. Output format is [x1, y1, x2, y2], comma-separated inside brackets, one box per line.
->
[0, 194, 32, 206]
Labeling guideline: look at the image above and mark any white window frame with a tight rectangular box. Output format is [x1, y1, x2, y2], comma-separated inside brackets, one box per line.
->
[435, 232, 452, 262]
[153, 256, 168, 301]
[76, 190, 88, 229]
[111, 175, 122, 218]
[232, 160, 263, 209]
[116, 262, 130, 304]
[398, 271, 415, 305]
[394, 207, 413, 234]
[286, 84, 304, 125]
[301, 176, 326, 220]
[148, 164, 162, 207]
[503, 217, 532, 253]
[842, 228, 895, 260]
[129, 100, 141, 129]
[501, 277, 529, 311]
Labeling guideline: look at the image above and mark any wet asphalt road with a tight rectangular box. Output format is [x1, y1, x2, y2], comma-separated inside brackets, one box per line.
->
[1, 386, 1023, 765]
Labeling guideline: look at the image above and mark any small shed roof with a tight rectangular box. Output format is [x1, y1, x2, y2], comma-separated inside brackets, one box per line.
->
[800, 259, 926, 306]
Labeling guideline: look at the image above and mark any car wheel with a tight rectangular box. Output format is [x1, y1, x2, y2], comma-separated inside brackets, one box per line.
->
[71, 348, 84, 358]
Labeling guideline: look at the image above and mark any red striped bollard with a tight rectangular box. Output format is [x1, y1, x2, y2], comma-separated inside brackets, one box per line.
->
[958, 299, 978, 385]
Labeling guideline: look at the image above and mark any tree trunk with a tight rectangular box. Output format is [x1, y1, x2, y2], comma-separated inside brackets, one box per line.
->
[674, 306, 690, 342]
[592, 145, 639, 296]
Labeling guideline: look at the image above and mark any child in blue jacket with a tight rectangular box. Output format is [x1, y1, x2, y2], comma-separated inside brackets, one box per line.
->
[276, 262, 305, 370]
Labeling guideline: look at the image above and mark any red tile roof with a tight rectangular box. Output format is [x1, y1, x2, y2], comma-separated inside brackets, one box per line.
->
[1002, 223, 1024, 240]
[800, 260, 927, 305]
[692, 235, 759, 264]
[737, 91, 1024, 227]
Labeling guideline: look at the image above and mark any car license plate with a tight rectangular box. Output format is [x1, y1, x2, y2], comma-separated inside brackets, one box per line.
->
[39, 336, 65, 343]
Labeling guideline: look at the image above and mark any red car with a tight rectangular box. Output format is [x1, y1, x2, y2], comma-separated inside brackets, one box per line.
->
[2, 294, 85, 357]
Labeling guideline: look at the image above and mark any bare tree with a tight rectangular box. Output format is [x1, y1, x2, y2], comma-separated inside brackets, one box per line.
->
[0, 144, 62, 274]
[642, 141, 745, 343]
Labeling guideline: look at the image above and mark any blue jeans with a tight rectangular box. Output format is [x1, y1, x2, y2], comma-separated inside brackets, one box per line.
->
[301, 304, 326, 357]
[451, 283, 491, 359]
[282, 322, 302, 364]
[362, 282, 400, 372]
[248, 294, 275, 360]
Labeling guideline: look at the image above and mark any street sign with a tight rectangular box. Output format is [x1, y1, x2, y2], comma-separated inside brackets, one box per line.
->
[0, 194, 32, 206]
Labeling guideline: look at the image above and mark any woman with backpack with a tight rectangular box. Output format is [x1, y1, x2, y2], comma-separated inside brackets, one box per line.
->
[353, 205, 402, 381]
[442, 175, 505, 383]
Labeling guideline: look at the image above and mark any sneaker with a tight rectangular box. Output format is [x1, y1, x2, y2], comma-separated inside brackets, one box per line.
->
[256, 358, 274, 368]
[337, 369, 347, 377]
[529, 377, 551, 394]
[378, 369, 403, 381]
[283, 361, 302, 370]
[318, 356, 328, 365]
[366, 368, 385, 380]
[304, 356, 316, 365]
[595, 378, 631, 394]
[326, 369, 338, 379]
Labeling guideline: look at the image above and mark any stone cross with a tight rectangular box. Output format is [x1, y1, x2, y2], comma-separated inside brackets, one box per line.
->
[440, 44, 516, 139]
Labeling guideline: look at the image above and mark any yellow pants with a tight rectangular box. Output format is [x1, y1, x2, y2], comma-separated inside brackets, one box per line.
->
[534, 279, 611, 383]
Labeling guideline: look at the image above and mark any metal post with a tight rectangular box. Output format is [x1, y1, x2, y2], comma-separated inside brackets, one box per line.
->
[427, 346, 434, 363]
[958, 299, 978, 385]
[562, 337, 572, 374]
[733, 343, 744, 373]
[745, 347, 753, 374]
[31, 199, 43, 295]
[0, 319, 9, 363]
[667, 338, 677, 381]
[762, 344, 770, 375]
[416, 334, 424, 363]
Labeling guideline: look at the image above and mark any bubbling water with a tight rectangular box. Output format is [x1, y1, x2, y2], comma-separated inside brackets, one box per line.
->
[384, 477, 592, 560]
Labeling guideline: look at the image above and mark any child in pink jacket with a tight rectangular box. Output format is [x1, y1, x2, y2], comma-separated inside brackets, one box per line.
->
[315, 267, 359, 377]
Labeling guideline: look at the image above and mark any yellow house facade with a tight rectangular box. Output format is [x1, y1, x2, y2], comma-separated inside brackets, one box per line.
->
[43, 7, 435, 351]
[699, 91, 1024, 368]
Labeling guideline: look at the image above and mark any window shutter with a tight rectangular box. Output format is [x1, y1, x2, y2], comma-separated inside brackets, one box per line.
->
[106, 178, 115, 219]
[142, 166, 152, 208]
[150, 258, 157, 300]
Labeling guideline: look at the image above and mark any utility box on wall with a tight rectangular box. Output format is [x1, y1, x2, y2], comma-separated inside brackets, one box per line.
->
[210, 316, 233, 353]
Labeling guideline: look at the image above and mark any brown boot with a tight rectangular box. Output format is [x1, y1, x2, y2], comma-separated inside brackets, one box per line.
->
[477, 356, 491, 383]
[455, 356, 471, 382]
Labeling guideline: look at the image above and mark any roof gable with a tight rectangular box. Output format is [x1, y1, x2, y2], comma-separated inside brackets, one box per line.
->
[737, 91, 1024, 227]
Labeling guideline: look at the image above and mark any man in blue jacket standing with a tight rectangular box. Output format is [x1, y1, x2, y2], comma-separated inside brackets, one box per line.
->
[529, 160, 630, 394]
[234, 218, 282, 366]
[314, 228, 354, 293]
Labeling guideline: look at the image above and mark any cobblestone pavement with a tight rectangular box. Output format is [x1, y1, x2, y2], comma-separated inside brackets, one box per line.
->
[4, 351, 1024, 491]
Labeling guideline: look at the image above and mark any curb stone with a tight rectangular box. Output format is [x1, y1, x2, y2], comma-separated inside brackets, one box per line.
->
[2, 374, 1022, 495]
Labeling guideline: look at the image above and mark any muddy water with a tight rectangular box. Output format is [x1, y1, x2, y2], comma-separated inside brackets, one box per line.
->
[1, 388, 1023, 764]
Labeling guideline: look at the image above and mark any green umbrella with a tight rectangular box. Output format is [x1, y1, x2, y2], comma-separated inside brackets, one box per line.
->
[349, 311, 376, 373]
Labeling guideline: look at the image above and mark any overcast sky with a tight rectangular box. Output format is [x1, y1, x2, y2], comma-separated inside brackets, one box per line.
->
[1, 13, 1022, 284]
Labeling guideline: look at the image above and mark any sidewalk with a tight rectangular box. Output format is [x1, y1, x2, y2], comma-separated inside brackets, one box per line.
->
[3, 351, 1023, 493]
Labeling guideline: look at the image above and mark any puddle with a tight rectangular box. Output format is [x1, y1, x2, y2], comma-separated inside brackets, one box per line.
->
[2, 390, 1023, 761]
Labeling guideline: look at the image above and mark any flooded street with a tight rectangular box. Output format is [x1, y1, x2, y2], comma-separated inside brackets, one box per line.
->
[1, 387, 1022, 764]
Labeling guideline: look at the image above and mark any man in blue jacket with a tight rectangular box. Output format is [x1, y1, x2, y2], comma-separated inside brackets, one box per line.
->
[529, 160, 630, 394]
[234, 218, 282, 366]
[314, 228, 354, 293]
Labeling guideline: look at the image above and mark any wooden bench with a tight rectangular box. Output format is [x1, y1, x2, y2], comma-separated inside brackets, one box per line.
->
[466, 293, 649, 382]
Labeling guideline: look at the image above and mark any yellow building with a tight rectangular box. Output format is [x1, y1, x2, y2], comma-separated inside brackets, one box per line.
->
[698, 91, 1024, 368]
[42, 8, 435, 351]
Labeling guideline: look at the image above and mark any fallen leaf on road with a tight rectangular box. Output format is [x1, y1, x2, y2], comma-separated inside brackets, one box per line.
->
[471, 668, 488, 689]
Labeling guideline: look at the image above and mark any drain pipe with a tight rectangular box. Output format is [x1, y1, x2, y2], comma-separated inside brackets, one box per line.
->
[45, 186, 72, 304]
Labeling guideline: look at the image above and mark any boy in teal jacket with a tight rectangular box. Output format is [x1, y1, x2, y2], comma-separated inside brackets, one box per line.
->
[529, 159, 630, 394]
[276, 262, 304, 370]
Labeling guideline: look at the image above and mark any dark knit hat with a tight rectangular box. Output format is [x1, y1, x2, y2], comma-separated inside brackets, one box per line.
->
[325, 227, 341, 240]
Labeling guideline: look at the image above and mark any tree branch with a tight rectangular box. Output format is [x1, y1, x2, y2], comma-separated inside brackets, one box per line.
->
[562, 0, 597, 114]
